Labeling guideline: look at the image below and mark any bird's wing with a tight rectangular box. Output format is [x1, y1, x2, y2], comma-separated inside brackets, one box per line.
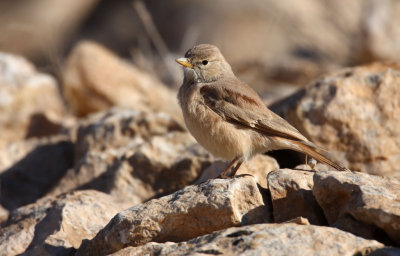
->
[199, 82, 309, 142]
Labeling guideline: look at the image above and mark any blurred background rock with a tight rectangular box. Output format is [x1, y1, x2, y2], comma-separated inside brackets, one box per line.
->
[1, 0, 399, 103]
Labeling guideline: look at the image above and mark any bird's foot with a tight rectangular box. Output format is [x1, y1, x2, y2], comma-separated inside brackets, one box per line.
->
[218, 173, 230, 179]
[218, 160, 243, 179]
[308, 158, 317, 170]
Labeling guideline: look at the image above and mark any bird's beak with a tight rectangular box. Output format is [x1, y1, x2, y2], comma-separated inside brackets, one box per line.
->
[175, 58, 193, 69]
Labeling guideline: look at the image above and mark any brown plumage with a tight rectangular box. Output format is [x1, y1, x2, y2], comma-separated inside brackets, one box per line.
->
[176, 44, 348, 178]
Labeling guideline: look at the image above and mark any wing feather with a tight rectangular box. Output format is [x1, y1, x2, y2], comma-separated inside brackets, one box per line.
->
[200, 82, 309, 142]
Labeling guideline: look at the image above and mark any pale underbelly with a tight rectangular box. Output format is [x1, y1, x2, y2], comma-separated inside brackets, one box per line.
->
[183, 107, 267, 160]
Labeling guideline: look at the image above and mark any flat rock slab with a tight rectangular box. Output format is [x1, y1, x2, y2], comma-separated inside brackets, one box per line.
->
[313, 170, 400, 245]
[109, 223, 384, 256]
[76, 176, 271, 255]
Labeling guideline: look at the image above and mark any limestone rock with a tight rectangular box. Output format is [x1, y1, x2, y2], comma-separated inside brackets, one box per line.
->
[74, 107, 184, 161]
[48, 108, 212, 204]
[0, 0, 99, 60]
[0, 52, 66, 149]
[127, 132, 212, 196]
[0, 190, 129, 256]
[0, 205, 8, 224]
[360, 0, 400, 62]
[270, 62, 400, 177]
[51, 132, 212, 204]
[76, 177, 271, 255]
[313, 170, 400, 245]
[283, 216, 310, 225]
[0, 136, 66, 173]
[108, 223, 383, 256]
[268, 169, 326, 225]
[63, 41, 181, 120]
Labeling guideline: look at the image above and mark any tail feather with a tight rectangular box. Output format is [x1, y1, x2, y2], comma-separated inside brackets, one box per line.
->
[290, 140, 349, 172]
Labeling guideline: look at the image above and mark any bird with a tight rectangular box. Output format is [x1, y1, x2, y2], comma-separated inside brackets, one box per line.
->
[175, 44, 348, 178]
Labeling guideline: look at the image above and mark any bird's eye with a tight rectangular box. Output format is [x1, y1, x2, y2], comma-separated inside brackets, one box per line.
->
[202, 60, 208, 65]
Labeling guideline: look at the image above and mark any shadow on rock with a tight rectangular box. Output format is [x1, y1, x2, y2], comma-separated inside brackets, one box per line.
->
[0, 141, 74, 211]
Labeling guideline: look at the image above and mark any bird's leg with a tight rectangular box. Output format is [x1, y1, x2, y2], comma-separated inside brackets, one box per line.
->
[305, 154, 317, 170]
[219, 157, 239, 179]
[308, 158, 317, 170]
[230, 161, 243, 177]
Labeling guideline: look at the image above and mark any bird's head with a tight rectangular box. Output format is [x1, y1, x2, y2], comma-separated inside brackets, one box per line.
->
[176, 44, 234, 83]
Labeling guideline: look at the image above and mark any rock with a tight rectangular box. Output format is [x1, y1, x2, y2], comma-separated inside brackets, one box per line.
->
[0, 52, 66, 149]
[73, 108, 184, 161]
[0, 205, 8, 224]
[51, 132, 212, 204]
[270, 62, 400, 177]
[127, 132, 212, 196]
[196, 154, 279, 189]
[0, 190, 129, 256]
[360, 0, 400, 62]
[267, 169, 326, 225]
[108, 223, 383, 256]
[0, 135, 74, 211]
[283, 216, 310, 225]
[48, 108, 212, 204]
[313, 170, 400, 245]
[0, 137, 60, 173]
[76, 176, 271, 255]
[63, 41, 181, 120]
[0, 0, 99, 60]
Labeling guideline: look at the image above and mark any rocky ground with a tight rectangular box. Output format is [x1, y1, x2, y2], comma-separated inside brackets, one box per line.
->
[0, 41, 399, 256]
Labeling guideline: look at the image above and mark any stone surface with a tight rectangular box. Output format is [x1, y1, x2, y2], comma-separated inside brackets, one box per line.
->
[76, 176, 270, 255]
[0, 135, 74, 211]
[313, 170, 400, 245]
[268, 169, 326, 225]
[48, 108, 212, 204]
[74, 107, 185, 160]
[283, 216, 310, 225]
[270, 62, 400, 177]
[108, 223, 383, 256]
[63, 41, 181, 120]
[0, 0, 99, 60]
[0, 52, 66, 148]
[195, 154, 279, 189]
[0, 205, 8, 224]
[0, 190, 130, 256]
[0, 136, 64, 173]
[360, 0, 400, 62]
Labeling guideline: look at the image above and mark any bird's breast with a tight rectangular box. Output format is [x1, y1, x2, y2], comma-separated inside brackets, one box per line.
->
[178, 83, 261, 160]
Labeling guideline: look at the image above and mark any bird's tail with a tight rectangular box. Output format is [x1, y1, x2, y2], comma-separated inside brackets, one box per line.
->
[286, 139, 349, 172]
